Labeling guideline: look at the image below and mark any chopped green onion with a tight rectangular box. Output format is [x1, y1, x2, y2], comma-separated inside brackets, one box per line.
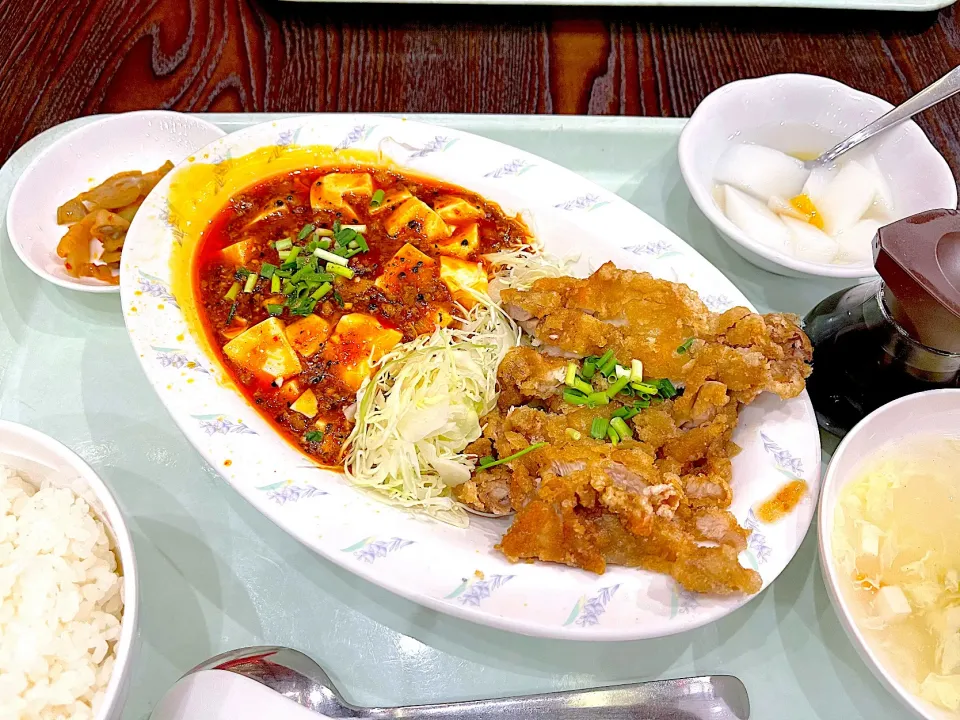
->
[564, 363, 577, 387]
[630, 359, 644, 383]
[305, 239, 320, 253]
[286, 247, 301, 263]
[370, 189, 385, 208]
[347, 240, 359, 250]
[354, 234, 369, 252]
[234, 267, 252, 279]
[565, 428, 582, 441]
[477, 442, 548, 471]
[590, 417, 609, 440]
[318, 238, 332, 250]
[612, 406, 641, 421]
[597, 349, 615, 368]
[632, 382, 659, 395]
[676, 338, 695, 355]
[260, 262, 277, 279]
[278, 250, 291, 260]
[305, 430, 324, 443]
[243, 273, 258, 293]
[599, 357, 618, 377]
[225, 301, 238, 325]
[607, 426, 620, 445]
[327, 263, 355, 279]
[289, 298, 317, 316]
[587, 391, 609, 407]
[275, 238, 293, 251]
[311, 282, 332, 300]
[581, 360, 596, 380]
[563, 389, 590, 406]
[314, 247, 349, 266]
[606, 374, 631, 398]
[342, 248, 363, 259]
[334, 227, 357, 246]
[298, 224, 316, 240]
[224, 281, 241, 301]
[314, 228, 335, 238]
[333, 289, 344, 307]
[653, 378, 678, 398]
[573, 379, 594, 395]
[266, 303, 284, 316]
[610, 417, 632, 440]
[281, 280, 294, 295]
[342, 224, 367, 232]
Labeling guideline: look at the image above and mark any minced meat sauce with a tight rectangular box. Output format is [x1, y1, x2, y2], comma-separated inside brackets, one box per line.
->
[194, 166, 528, 466]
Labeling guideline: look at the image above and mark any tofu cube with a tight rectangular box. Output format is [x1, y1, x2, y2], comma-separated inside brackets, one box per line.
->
[321, 313, 403, 391]
[432, 196, 485, 223]
[439, 256, 488, 309]
[309, 172, 373, 223]
[384, 197, 450, 241]
[432, 223, 479, 259]
[220, 237, 261, 267]
[223, 317, 303, 381]
[374, 243, 436, 295]
[290, 389, 319, 418]
[285, 314, 333, 357]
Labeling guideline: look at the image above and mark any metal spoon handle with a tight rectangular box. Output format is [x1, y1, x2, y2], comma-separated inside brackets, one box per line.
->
[364, 676, 749, 720]
[813, 65, 960, 169]
[189, 646, 749, 720]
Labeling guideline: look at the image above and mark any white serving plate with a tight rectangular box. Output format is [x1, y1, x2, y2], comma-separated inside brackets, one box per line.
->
[119, 114, 821, 641]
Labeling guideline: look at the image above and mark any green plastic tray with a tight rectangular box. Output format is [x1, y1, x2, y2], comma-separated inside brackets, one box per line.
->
[0, 114, 898, 719]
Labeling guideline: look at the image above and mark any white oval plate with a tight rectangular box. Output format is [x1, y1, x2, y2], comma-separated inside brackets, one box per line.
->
[120, 115, 821, 640]
[6, 110, 225, 293]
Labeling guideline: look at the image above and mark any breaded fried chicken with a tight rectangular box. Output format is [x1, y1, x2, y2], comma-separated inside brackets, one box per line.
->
[454, 263, 812, 596]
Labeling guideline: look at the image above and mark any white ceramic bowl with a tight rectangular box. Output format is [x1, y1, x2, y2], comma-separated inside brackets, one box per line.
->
[0, 420, 138, 720]
[819, 389, 960, 720]
[6, 110, 225, 293]
[678, 74, 958, 279]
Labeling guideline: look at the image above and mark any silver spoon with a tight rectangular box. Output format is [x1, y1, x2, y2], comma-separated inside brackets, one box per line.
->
[805, 65, 960, 171]
[188, 645, 750, 719]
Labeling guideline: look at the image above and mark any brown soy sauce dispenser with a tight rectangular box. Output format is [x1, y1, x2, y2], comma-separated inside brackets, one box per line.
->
[803, 209, 960, 437]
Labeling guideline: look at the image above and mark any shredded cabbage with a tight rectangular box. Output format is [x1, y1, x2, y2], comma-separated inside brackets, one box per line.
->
[341, 247, 573, 526]
[484, 244, 577, 299]
[342, 298, 520, 527]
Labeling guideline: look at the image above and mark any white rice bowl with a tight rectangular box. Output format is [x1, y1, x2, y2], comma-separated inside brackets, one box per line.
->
[0, 464, 124, 720]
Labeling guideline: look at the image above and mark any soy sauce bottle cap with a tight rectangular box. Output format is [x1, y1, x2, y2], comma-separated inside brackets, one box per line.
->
[875, 209, 960, 354]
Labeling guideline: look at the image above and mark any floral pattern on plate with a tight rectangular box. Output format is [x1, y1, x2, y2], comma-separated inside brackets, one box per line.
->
[120, 114, 821, 641]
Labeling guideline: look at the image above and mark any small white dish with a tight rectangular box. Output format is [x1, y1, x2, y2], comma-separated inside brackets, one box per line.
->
[6, 110, 225, 293]
[0, 419, 138, 720]
[678, 74, 958, 279]
[819, 389, 960, 720]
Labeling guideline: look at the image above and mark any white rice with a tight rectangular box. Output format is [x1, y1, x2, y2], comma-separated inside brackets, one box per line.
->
[0, 465, 124, 720]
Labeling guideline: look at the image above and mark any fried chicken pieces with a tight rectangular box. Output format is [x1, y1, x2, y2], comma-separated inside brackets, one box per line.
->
[454, 263, 812, 595]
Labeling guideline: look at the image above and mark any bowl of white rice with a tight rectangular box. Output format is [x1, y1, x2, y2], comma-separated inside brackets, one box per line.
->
[0, 420, 137, 720]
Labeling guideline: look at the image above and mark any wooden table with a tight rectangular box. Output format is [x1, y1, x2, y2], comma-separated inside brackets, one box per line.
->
[0, 0, 960, 175]
[2, 0, 960, 174]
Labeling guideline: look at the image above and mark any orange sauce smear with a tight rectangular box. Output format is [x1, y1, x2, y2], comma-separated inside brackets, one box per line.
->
[755, 479, 808, 523]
